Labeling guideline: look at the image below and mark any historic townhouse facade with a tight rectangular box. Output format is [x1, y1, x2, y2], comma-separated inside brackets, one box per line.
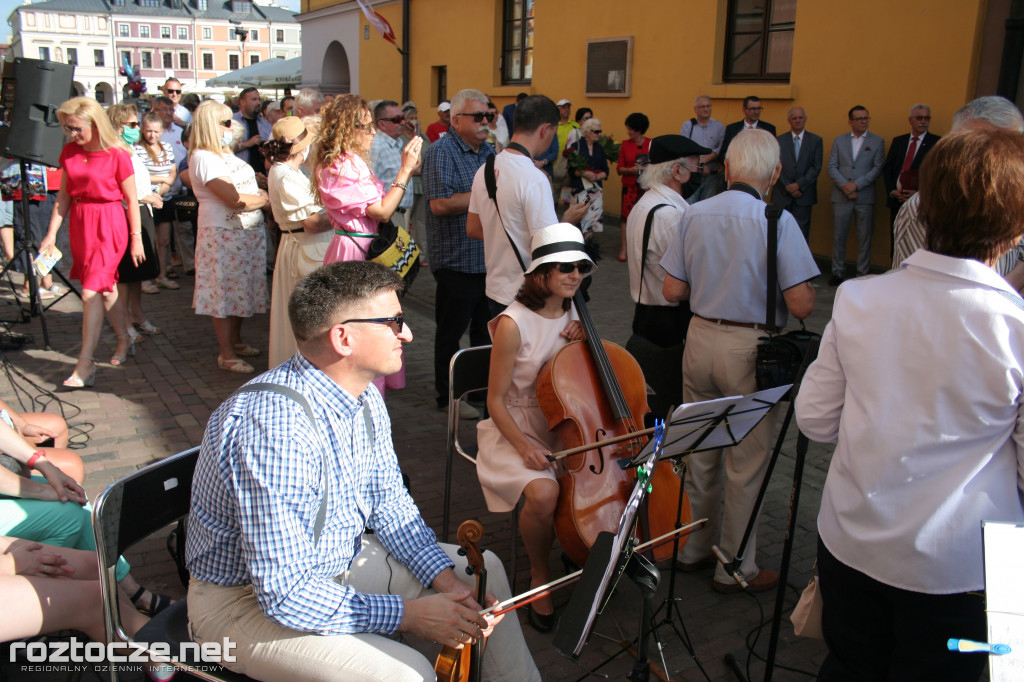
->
[9, 0, 299, 102]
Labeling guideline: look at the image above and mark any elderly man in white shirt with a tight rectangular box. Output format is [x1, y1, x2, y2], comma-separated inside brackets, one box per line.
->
[796, 129, 1024, 682]
[626, 134, 708, 348]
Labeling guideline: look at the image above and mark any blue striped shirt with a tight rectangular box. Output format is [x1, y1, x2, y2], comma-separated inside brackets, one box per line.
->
[186, 353, 452, 635]
[422, 130, 493, 273]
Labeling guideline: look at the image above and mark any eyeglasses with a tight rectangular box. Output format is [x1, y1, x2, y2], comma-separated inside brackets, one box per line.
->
[456, 112, 497, 123]
[165, 89, 182, 95]
[124, 121, 140, 128]
[556, 262, 593, 275]
[63, 125, 88, 135]
[378, 116, 405, 124]
[851, 116, 870, 122]
[745, 106, 763, 112]
[680, 162, 703, 173]
[589, 129, 603, 135]
[341, 314, 405, 335]
[220, 119, 233, 127]
[912, 116, 931, 121]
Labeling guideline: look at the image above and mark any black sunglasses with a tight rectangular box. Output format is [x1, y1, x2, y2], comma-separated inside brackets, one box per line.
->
[124, 121, 140, 128]
[341, 314, 405, 335]
[378, 116, 405, 124]
[165, 89, 182, 95]
[220, 119, 233, 127]
[557, 262, 593, 274]
[456, 112, 497, 123]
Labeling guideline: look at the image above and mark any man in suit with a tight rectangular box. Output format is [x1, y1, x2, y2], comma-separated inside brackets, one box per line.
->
[773, 106, 823, 241]
[882, 104, 940, 254]
[827, 106, 885, 285]
[720, 95, 777, 160]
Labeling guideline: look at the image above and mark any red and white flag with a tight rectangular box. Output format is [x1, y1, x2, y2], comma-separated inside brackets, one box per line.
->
[355, 0, 397, 46]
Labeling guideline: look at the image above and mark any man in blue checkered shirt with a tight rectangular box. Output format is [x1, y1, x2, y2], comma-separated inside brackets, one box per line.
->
[186, 261, 540, 681]
[422, 88, 495, 413]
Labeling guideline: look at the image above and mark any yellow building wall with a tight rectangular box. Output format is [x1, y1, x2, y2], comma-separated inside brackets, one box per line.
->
[335, 0, 987, 267]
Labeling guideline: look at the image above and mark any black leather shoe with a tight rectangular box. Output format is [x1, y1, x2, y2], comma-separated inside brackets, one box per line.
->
[828, 275, 844, 287]
[526, 604, 555, 633]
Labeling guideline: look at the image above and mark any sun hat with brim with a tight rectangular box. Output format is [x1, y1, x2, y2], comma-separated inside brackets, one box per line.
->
[271, 116, 313, 156]
[525, 223, 596, 275]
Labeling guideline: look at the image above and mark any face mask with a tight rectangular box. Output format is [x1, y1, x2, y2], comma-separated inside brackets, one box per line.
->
[221, 131, 235, 148]
[122, 126, 140, 145]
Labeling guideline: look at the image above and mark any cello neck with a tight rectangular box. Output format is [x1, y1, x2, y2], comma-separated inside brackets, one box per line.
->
[572, 291, 632, 422]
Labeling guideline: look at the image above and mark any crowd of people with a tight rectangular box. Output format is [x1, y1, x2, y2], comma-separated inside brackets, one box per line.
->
[1, 79, 1023, 682]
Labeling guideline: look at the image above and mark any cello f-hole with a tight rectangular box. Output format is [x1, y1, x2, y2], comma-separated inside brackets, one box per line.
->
[588, 429, 608, 475]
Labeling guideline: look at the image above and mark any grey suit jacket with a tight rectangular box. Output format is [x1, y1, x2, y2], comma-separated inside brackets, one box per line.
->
[827, 131, 885, 204]
[775, 130, 823, 207]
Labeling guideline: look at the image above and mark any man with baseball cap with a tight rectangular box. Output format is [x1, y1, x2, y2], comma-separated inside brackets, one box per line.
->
[426, 101, 451, 143]
[626, 135, 709, 347]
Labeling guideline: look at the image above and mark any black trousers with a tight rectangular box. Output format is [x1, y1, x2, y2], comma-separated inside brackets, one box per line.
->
[434, 269, 492, 407]
[816, 538, 986, 682]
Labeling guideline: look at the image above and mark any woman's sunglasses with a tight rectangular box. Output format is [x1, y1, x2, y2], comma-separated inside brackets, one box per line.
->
[124, 122, 140, 128]
[557, 262, 593, 274]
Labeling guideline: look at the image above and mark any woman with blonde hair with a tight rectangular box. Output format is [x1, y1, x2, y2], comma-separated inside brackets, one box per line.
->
[39, 97, 144, 388]
[313, 94, 421, 395]
[188, 99, 268, 374]
[106, 104, 161, 340]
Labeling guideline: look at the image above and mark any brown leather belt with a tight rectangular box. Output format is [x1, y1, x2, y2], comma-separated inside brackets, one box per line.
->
[696, 315, 777, 333]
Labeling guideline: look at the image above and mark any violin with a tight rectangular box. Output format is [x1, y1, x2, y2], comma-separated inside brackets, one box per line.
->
[435, 520, 487, 682]
[537, 292, 689, 567]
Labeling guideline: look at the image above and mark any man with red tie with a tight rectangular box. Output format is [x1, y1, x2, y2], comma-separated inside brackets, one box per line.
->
[882, 104, 940, 255]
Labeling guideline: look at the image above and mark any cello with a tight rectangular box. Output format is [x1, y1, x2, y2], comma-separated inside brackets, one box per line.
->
[537, 291, 689, 568]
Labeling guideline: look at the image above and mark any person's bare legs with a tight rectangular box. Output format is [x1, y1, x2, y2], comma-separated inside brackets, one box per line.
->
[520, 478, 559, 616]
[156, 221, 172, 281]
[213, 317, 242, 364]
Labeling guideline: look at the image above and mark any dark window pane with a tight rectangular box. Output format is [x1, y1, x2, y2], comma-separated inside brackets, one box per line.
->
[766, 31, 793, 73]
[728, 34, 762, 76]
[724, 0, 794, 82]
[771, 0, 797, 24]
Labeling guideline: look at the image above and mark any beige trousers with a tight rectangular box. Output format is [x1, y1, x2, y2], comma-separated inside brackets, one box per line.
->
[678, 315, 780, 583]
[188, 535, 540, 682]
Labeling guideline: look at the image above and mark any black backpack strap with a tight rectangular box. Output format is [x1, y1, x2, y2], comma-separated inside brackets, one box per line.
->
[764, 206, 783, 331]
[637, 203, 670, 302]
[485, 152, 528, 273]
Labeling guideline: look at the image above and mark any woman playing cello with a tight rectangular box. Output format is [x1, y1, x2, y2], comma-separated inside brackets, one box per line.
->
[475, 223, 591, 633]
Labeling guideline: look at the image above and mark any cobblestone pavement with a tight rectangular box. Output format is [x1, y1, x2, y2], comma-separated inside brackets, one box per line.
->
[1, 217, 841, 681]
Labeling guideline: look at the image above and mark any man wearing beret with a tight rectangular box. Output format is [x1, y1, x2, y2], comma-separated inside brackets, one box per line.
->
[626, 135, 709, 348]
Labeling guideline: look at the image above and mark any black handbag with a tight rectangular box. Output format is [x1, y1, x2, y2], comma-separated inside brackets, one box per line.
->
[755, 206, 820, 397]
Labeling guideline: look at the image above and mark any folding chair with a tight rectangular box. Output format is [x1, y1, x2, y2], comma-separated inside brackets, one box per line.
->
[92, 447, 254, 682]
[441, 345, 519, 586]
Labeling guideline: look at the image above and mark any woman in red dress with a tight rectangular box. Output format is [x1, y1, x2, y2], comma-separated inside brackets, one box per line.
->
[616, 113, 651, 261]
[40, 98, 144, 388]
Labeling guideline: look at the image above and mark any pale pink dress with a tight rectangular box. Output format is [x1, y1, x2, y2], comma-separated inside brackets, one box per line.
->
[476, 302, 573, 512]
[318, 152, 405, 394]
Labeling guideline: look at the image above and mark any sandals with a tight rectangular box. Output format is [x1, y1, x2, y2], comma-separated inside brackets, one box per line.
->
[154, 277, 180, 290]
[141, 280, 160, 294]
[130, 586, 174, 616]
[233, 343, 261, 357]
[218, 356, 255, 374]
[62, 355, 96, 389]
[134, 319, 162, 335]
[110, 334, 137, 367]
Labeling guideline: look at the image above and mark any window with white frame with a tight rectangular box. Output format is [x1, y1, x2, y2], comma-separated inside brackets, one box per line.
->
[249, 54, 259, 65]
[121, 50, 132, 67]
[249, 29, 259, 41]
[178, 26, 187, 40]
[118, 23, 130, 37]
[276, 29, 284, 43]
[179, 52, 189, 69]
[94, 49, 105, 66]
[66, 47, 77, 65]
[228, 54, 239, 70]
[141, 51, 152, 69]
[161, 26, 171, 39]
[202, 52, 214, 70]
[202, 26, 212, 40]
[38, 46, 50, 61]
[140, 25, 150, 38]
[162, 52, 172, 68]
